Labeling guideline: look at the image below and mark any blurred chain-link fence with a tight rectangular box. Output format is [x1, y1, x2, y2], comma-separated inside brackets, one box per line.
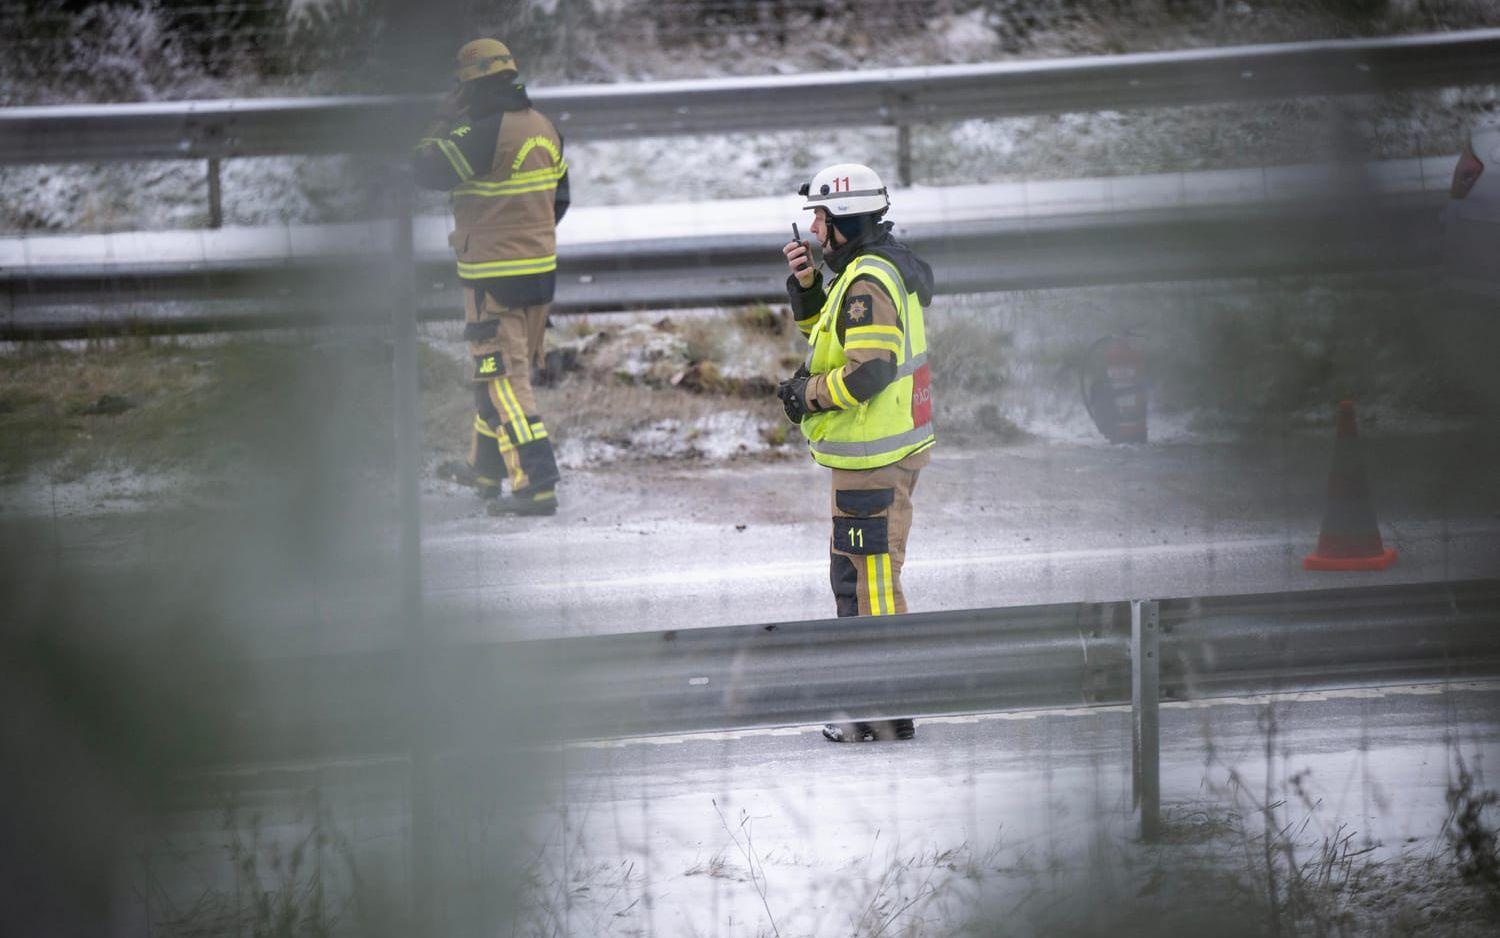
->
[0, 0, 973, 102]
[6, 1, 1495, 103]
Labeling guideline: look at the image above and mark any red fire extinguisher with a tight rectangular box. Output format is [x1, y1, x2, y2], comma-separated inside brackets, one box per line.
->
[1082, 334, 1147, 443]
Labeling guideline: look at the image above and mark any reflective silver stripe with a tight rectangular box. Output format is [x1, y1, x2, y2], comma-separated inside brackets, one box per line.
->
[809, 424, 934, 459]
[805, 187, 886, 203]
[850, 256, 915, 363]
[895, 351, 927, 378]
[852, 256, 907, 316]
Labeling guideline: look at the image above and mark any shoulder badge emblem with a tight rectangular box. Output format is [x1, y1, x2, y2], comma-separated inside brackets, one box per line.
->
[843, 293, 871, 324]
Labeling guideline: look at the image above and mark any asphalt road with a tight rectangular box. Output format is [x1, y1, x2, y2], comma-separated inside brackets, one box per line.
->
[418, 429, 1500, 645]
[7, 432, 1498, 656]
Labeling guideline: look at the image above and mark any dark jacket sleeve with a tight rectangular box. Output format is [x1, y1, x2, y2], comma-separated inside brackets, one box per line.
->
[554, 166, 570, 223]
[412, 114, 501, 192]
[412, 140, 460, 191]
[787, 271, 826, 335]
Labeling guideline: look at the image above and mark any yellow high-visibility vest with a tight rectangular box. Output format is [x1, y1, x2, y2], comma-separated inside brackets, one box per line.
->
[800, 254, 934, 470]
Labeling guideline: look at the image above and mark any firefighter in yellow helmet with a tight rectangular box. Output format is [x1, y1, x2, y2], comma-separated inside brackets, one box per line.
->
[779, 162, 936, 742]
[414, 39, 570, 516]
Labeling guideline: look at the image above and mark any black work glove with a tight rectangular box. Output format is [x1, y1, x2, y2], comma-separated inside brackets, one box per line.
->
[777, 366, 812, 424]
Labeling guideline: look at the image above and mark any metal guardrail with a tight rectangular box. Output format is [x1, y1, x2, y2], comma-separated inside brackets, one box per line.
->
[4, 30, 1499, 165]
[0, 31, 1484, 331]
[0, 192, 1444, 338]
[220, 578, 1500, 765]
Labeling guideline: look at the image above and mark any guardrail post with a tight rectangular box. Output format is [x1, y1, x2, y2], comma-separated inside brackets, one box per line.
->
[561, 0, 576, 81]
[897, 124, 912, 187]
[1131, 598, 1161, 841]
[207, 158, 223, 229]
[390, 170, 431, 928]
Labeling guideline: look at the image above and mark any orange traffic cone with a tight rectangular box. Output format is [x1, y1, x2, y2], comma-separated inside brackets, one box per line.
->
[1303, 400, 1397, 571]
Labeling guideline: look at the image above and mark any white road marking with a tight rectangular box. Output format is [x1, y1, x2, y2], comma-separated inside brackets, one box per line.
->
[426, 521, 1500, 597]
[571, 679, 1500, 749]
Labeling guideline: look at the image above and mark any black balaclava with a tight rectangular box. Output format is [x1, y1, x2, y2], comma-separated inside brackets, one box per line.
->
[824, 212, 887, 275]
[829, 211, 884, 244]
[466, 70, 532, 118]
[822, 214, 937, 305]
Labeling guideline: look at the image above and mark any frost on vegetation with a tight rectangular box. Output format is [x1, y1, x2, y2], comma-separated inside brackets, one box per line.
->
[932, 7, 1002, 62]
[557, 410, 769, 468]
[3, 1, 225, 105]
[425, 312, 794, 469]
[7, 2, 1500, 231]
[588, 322, 689, 384]
[560, 312, 794, 392]
[1, 0, 369, 105]
[926, 275, 1496, 445]
[915, 91, 1495, 189]
[1, 465, 185, 519]
[1, 155, 384, 233]
[567, 127, 890, 206]
[496, 767, 1500, 938]
[219, 156, 381, 227]
[504, 275, 1496, 470]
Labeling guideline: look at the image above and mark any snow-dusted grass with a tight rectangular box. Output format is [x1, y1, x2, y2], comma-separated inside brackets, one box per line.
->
[5, 268, 1490, 502]
[928, 273, 1500, 447]
[0, 155, 387, 232]
[6, 1, 1498, 233]
[9, 87, 1493, 233]
[562, 86, 1498, 211]
[422, 310, 796, 470]
[0, 334, 403, 496]
[493, 696, 1500, 937]
[5, 5, 1497, 490]
[152, 719, 1491, 937]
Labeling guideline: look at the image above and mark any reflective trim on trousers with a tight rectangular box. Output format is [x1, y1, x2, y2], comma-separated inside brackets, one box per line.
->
[865, 553, 895, 615]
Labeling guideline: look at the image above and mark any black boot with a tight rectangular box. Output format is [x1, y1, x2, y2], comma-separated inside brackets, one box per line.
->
[822, 719, 914, 742]
[487, 488, 558, 516]
[822, 722, 876, 743]
[438, 459, 500, 499]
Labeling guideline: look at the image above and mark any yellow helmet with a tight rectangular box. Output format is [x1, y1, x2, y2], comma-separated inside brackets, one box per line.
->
[455, 38, 517, 83]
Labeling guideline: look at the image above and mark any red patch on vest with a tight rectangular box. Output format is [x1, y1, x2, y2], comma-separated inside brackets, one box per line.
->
[911, 362, 933, 427]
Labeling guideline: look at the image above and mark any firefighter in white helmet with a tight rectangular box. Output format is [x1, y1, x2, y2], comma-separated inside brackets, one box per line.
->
[779, 162, 936, 742]
[414, 38, 569, 516]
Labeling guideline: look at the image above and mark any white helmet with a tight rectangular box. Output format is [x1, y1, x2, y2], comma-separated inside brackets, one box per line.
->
[799, 162, 889, 217]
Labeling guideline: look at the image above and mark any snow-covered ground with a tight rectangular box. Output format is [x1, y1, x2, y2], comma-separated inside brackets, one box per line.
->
[5, 152, 1458, 266]
[6, 86, 1493, 234]
[4, 0, 1497, 234]
[124, 681, 1500, 936]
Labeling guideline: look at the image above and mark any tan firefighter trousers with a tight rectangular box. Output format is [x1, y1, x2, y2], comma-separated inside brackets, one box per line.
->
[828, 449, 928, 617]
[464, 288, 560, 497]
